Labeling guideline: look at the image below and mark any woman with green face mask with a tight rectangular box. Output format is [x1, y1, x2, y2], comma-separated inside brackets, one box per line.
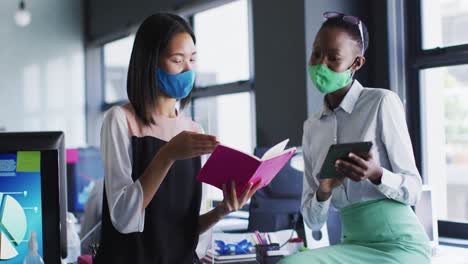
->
[280, 12, 431, 264]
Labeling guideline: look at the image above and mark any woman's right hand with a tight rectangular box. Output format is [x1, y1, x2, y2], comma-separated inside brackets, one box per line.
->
[161, 131, 219, 161]
[317, 177, 345, 201]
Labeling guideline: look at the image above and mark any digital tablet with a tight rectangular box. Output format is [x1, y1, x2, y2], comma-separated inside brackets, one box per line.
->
[319, 142, 373, 179]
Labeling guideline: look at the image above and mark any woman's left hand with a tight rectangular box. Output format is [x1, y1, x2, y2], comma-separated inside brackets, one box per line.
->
[215, 180, 261, 218]
[335, 152, 383, 185]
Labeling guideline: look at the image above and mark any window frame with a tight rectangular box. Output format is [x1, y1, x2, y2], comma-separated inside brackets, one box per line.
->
[92, 0, 256, 206]
[186, 0, 256, 205]
[406, 0, 468, 239]
[100, 0, 256, 114]
[100, 34, 135, 111]
[187, 0, 257, 152]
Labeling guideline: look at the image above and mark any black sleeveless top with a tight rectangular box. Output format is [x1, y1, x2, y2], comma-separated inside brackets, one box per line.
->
[95, 136, 202, 264]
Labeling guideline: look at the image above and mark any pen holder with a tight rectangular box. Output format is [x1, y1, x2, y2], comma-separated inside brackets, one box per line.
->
[255, 243, 280, 264]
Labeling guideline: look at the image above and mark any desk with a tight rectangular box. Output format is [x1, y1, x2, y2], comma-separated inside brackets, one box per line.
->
[200, 230, 303, 263]
[212, 218, 249, 233]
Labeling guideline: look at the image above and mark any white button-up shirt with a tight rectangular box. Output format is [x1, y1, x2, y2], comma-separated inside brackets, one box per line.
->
[301, 80, 422, 231]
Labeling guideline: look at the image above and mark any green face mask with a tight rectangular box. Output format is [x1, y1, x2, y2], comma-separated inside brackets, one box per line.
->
[308, 64, 353, 94]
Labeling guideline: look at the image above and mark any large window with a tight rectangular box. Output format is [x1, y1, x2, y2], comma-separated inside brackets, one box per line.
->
[97, 0, 255, 203]
[191, 0, 254, 153]
[420, 66, 468, 223]
[193, 0, 250, 87]
[190, 0, 255, 202]
[421, 0, 468, 49]
[194, 92, 254, 154]
[103, 35, 135, 104]
[193, 92, 254, 202]
[406, 0, 468, 239]
[2, 55, 86, 148]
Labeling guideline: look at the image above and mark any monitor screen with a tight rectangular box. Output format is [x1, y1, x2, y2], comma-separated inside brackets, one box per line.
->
[0, 132, 66, 262]
[67, 148, 104, 213]
[0, 151, 44, 262]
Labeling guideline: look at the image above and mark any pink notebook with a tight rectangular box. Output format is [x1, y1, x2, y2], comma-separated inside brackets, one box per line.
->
[197, 139, 296, 197]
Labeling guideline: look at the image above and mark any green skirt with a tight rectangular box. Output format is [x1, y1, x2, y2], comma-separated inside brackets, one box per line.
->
[279, 199, 431, 264]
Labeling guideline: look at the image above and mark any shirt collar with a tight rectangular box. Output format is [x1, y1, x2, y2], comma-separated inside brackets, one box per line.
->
[320, 80, 364, 119]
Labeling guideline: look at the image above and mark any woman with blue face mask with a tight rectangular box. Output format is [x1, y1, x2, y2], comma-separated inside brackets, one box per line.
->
[280, 12, 431, 263]
[94, 13, 260, 264]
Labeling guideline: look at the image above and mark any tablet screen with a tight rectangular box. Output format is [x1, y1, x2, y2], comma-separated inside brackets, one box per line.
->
[319, 142, 373, 179]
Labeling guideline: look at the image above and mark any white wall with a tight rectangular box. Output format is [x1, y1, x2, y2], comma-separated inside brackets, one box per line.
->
[0, 0, 85, 147]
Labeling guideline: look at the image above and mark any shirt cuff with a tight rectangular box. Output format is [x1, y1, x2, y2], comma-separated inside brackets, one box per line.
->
[312, 191, 332, 210]
[308, 192, 331, 231]
[375, 168, 402, 196]
[109, 180, 146, 234]
[135, 180, 146, 232]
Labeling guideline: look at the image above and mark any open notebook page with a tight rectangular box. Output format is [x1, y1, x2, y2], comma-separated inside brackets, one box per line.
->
[261, 139, 292, 160]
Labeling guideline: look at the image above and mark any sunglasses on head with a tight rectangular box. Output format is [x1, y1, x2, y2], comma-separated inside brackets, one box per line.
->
[323, 11, 365, 55]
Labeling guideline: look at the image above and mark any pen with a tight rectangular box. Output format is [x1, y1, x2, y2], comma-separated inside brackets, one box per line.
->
[254, 230, 263, 245]
[251, 234, 258, 245]
[265, 233, 270, 244]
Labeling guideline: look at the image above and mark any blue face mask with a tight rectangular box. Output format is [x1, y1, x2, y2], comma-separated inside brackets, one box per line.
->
[156, 69, 195, 99]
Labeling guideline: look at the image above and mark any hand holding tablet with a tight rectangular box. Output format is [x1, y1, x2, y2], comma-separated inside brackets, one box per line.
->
[319, 142, 373, 179]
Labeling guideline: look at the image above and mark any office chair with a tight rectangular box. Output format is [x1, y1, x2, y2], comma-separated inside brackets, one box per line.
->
[248, 147, 306, 242]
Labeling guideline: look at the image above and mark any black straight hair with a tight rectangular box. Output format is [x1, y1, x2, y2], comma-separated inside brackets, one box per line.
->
[127, 13, 196, 126]
[320, 16, 369, 55]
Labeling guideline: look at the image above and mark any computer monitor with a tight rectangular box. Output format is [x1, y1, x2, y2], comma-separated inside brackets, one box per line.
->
[66, 147, 104, 213]
[0, 132, 67, 262]
[248, 147, 304, 233]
